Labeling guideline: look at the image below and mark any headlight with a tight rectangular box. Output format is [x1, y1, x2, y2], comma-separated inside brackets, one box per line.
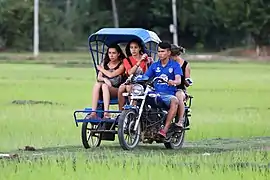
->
[131, 84, 144, 96]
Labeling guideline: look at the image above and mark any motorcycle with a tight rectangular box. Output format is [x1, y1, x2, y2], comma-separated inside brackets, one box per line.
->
[117, 75, 193, 150]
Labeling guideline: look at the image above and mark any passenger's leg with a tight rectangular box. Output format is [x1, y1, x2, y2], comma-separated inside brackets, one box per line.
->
[109, 86, 118, 99]
[126, 84, 132, 92]
[158, 95, 179, 137]
[101, 83, 111, 118]
[102, 84, 119, 118]
[118, 84, 126, 110]
[86, 82, 102, 118]
[175, 90, 186, 128]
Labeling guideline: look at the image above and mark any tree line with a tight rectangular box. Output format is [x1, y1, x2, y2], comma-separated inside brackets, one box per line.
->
[0, 0, 269, 54]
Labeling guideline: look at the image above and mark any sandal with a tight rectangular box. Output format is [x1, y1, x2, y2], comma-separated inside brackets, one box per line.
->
[174, 118, 184, 130]
[158, 129, 167, 138]
[85, 112, 97, 119]
[175, 122, 183, 128]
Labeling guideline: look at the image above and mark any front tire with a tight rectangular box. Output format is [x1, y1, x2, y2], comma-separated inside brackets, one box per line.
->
[117, 110, 141, 150]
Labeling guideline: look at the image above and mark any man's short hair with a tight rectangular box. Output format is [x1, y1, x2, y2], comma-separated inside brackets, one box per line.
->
[158, 42, 171, 50]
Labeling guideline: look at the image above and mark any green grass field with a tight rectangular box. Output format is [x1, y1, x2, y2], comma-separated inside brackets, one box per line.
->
[0, 60, 269, 179]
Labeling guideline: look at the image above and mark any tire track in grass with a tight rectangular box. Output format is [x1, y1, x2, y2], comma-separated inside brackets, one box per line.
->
[3, 136, 270, 158]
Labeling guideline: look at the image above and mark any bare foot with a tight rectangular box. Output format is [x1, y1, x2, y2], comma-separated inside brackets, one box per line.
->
[103, 112, 111, 119]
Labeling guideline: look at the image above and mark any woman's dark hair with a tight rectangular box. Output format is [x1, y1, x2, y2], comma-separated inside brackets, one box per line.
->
[171, 44, 185, 56]
[103, 43, 126, 67]
[125, 39, 146, 57]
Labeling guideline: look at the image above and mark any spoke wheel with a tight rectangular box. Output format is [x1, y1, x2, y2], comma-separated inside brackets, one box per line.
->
[164, 116, 188, 149]
[117, 110, 141, 150]
[81, 122, 101, 149]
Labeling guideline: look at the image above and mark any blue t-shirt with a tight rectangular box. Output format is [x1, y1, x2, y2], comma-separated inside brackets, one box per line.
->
[145, 59, 183, 95]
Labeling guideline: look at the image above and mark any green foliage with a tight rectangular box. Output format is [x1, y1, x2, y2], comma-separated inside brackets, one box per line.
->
[213, 0, 270, 47]
[0, 0, 269, 51]
[0, 0, 34, 50]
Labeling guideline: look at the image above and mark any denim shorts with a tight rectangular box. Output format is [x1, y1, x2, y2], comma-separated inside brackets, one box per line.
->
[159, 93, 178, 107]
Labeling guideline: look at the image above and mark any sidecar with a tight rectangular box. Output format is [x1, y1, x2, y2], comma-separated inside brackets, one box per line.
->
[73, 28, 162, 148]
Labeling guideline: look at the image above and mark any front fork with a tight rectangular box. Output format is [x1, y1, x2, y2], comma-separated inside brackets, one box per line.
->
[133, 87, 151, 131]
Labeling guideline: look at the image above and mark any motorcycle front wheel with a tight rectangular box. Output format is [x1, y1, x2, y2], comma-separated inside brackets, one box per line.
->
[117, 109, 141, 150]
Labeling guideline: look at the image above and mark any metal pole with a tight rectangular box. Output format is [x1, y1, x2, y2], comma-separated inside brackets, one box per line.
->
[172, 0, 178, 45]
[34, 0, 39, 57]
[112, 0, 119, 27]
[66, 0, 71, 17]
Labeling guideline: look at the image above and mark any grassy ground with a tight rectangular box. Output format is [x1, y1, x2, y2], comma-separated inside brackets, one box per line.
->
[0, 59, 269, 179]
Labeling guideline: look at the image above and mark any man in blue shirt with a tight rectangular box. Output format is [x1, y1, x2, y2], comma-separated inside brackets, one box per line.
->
[145, 42, 183, 138]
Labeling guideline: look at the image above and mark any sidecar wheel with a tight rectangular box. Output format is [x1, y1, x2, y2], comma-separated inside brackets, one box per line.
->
[81, 122, 102, 149]
[117, 110, 141, 150]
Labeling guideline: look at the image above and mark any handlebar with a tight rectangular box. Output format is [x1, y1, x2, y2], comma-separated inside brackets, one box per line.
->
[151, 76, 168, 84]
[148, 76, 168, 87]
[124, 75, 181, 88]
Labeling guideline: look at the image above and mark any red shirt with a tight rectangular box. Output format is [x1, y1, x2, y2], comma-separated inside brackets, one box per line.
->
[123, 56, 148, 74]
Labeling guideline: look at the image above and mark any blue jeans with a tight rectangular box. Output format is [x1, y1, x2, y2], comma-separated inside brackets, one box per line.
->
[159, 92, 177, 107]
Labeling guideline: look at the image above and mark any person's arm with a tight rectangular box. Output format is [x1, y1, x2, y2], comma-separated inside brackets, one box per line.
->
[174, 75, 181, 85]
[97, 64, 125, 78]
[144, 56, 151, 71]
[97, 71, 105, 82]
[168, 63, 182, 86]
[184, 63, 191, 87]
[127, 54, 148, 75]
[97, 69, 112, 87]
[127, 62, 141, 75]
